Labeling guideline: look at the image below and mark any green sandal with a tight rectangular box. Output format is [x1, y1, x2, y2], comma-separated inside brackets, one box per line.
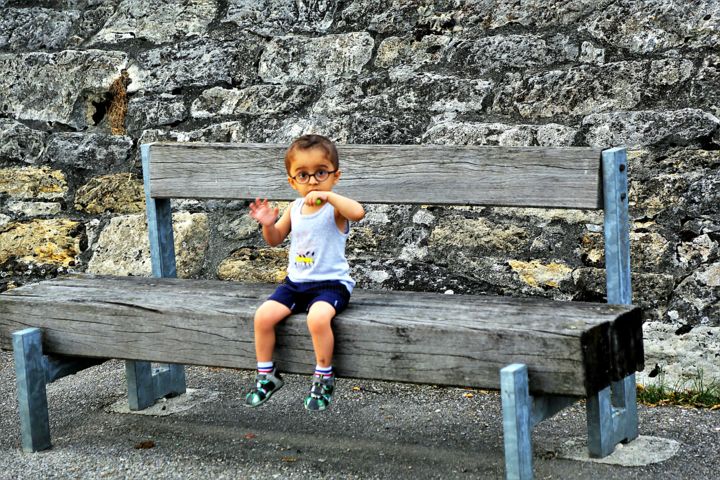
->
[244, 368, 284, 408]
[304, 374, 335, 411]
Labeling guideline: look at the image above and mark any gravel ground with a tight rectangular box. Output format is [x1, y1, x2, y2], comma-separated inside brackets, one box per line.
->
[1, 350, 718, 479]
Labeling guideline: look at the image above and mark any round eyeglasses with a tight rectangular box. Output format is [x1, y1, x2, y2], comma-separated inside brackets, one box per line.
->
[289, 169, 337, 184]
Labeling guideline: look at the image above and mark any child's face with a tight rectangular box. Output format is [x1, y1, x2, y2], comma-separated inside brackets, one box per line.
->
[287, 147, 340, 196]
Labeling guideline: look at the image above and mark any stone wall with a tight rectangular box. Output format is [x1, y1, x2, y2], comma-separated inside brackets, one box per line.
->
[0, 0, 718, 388]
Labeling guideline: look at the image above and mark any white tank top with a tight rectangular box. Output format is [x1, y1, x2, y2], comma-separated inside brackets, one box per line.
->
[286, 198, 355, 292]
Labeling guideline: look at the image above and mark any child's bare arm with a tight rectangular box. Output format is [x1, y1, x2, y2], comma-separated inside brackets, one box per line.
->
[249, 198, 291, 246]
[304, 191, 365, 222]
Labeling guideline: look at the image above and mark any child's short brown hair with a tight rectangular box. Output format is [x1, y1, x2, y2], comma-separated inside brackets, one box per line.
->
[285, 134, 338, 173]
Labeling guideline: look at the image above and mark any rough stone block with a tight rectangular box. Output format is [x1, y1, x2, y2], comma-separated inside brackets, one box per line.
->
[492, 62, 646, 118]
[87, 212, 208, 278]
[423, 120, 578, 146]
[129, 38, 261, 93]
[259, 33, 374, 85]
[7, 202, 62, 217]
[0, 167, 66, 200]
[74, 174, 145, 214]
[508, 259, 573, 289]
[90, 0, 217, 45]
[0, 219, 81, 267]
[0, 50, 129, 129]
[224, 0, 338, 35]
[0, 8, 79, 51]
[582, 0, 720, 53]
[126, 94, 187, 134]
[217, 247, 287, 283]
[431, 217, 528, 252]
[583, 109, 720, 147]
[0, 120, 46, 165]
[44, 133, 133, 172]
[191, 85, 316, 118]
[447, 33, 578, 73]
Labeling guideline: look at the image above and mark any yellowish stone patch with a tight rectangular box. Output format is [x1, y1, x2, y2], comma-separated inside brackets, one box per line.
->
[217, 247, 287, 283]
[0, 167, 67, 200]
[75, 174, 145, 214]
[0, 219, 80, 266]
[508, 259, 572, 288]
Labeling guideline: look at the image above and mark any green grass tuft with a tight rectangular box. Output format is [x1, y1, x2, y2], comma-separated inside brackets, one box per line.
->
[638, 372, 720, 409]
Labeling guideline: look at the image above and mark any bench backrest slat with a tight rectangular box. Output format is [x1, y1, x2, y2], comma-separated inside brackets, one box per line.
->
[147, 143, 605, 209]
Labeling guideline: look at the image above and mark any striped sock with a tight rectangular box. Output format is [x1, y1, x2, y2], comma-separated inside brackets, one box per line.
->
[257, 361, 274, 375]
[315, 365, 333, 378]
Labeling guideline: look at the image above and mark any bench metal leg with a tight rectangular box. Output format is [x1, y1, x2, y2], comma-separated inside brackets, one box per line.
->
[12, 328, 106, 452]
[501, 364, 578, 480]
[501, 364, 534, 480]
[126, 361, 186, 411]
[13, 328, 51, 453]
[586, 373, 639, 457]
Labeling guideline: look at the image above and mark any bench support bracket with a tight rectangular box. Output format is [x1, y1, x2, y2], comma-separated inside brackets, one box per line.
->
[126, 361, 187, 410]
[125, 144, 188, 411]
[12, 328, 103, 452]
[586, 375, 638, 457]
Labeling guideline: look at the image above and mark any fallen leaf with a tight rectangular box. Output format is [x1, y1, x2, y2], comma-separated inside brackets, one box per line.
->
[134, 440, 155, 449]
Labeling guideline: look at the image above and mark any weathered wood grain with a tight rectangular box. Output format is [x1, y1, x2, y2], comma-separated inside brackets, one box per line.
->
[147, 143, 604, 209]
[0, 275, 643, 396]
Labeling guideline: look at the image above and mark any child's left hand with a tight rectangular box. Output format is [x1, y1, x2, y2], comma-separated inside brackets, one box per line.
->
[305, 191, 330, 206]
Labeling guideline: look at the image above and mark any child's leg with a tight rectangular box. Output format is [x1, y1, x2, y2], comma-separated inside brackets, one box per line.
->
[254, 300, 291, 363]
[305, 301, 337, 411]
[245, 300, 290, 408]
[306, 301, 336, 367]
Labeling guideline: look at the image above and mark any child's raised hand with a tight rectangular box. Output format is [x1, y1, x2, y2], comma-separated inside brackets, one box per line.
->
[249, 198, 279, 227]
[305, 191, 329, 206]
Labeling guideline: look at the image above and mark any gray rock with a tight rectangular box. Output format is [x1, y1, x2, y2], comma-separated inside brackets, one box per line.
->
[579, 41, 605, 65]
[312, 74, 493, 117]
[447, 33, 578, 74]
[639, 321, 720, 389]
[139, 122, 248, 145]
[492, 62, 646, 119]
[90, 0, 217, 45]
[224, 0, 338, 35]
[475, 0, 616, 30]
[0, 8, 80, 51]
[44, 133, 133, 172]
[649, 58, 694, 86]
[88, 212, 209, 278]
[0, 50, 129, 129]
[6, 201, 62, 217]
[693, 55, 720, 115]
[375, 35, 452, 73]
[126, 94, 188, 134]
[423, 120, 578, 146]
[0, 120, 47, 164]
[224, 0, 297, 35]
[583, 109, 720, 147]
[191, 85, 316, 118]
[582, 0, 720, 53]
[129, 37, 262, 93]
[259, 32, 374, 85]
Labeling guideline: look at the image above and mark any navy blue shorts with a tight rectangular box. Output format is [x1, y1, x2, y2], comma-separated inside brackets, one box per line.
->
[268, 278, 351, 314]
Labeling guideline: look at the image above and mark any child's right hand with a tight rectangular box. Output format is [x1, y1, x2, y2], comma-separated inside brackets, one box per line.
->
[249, 198, 279, 227]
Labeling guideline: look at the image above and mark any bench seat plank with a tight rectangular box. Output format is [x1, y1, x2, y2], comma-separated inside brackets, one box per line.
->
[148, 143, 604, 209]
[0, 275, 642, 397]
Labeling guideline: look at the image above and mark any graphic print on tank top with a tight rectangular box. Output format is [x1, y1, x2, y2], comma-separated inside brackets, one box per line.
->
[292, 228, 316, 270]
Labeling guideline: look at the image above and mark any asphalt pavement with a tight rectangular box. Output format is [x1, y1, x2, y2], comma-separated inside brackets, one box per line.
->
[0, 351, 718, 479]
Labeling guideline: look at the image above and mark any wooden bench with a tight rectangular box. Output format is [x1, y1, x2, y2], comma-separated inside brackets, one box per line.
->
[0, 143, 643, 480]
